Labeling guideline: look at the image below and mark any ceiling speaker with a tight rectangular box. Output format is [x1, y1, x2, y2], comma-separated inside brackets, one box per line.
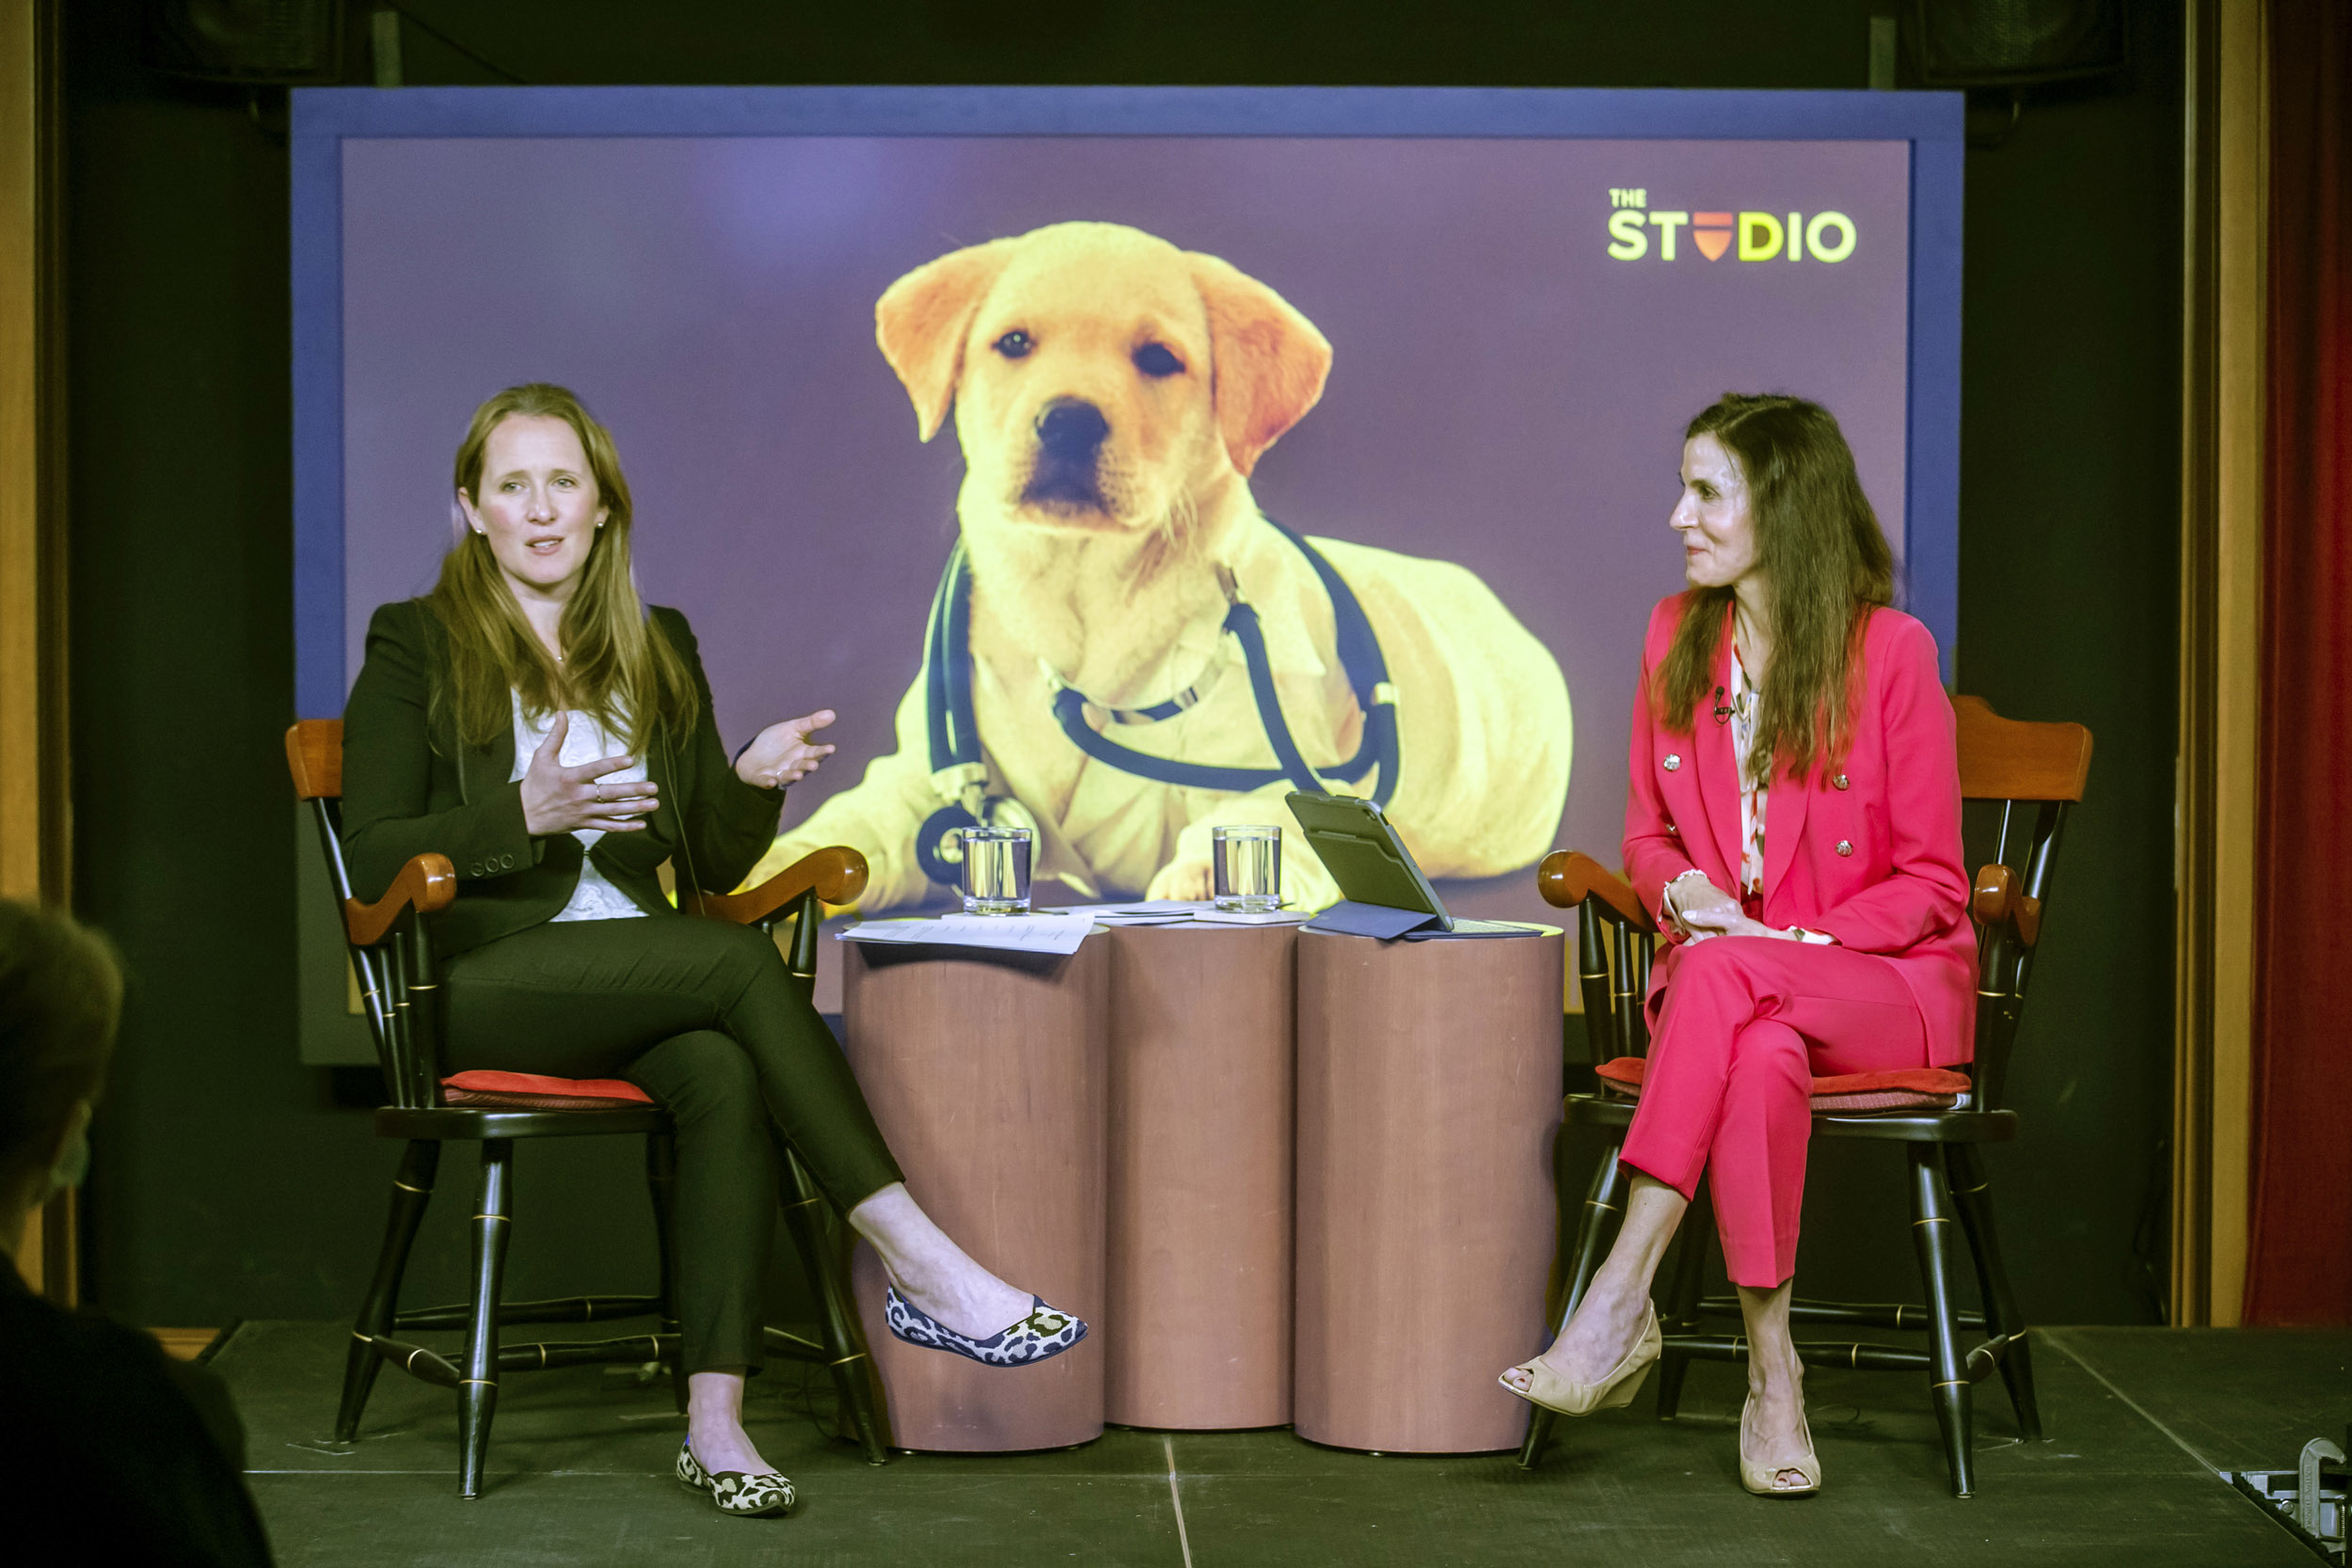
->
[1908, 0, 2128, 87]
[143, 0, 344, 85]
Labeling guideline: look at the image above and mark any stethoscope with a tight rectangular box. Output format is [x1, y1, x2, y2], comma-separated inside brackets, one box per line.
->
[914, 519, 1402, 887]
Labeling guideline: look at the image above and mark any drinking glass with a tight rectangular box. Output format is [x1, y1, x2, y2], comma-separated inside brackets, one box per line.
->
[1212, 825, 1283, 912]
[959, 825, 1034, 914]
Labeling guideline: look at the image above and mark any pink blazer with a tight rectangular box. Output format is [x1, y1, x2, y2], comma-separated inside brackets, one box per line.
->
[1623, 595, 1978, 1067]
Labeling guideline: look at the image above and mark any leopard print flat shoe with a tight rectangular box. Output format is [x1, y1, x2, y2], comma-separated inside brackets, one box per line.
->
[676, 1438, 797, 1517]
[884, 1287, 1089, 1368]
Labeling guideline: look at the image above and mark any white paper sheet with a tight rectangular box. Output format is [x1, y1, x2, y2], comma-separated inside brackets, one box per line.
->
[1191, 909, 1311, 926]
[1060, 900, 1216, 917]
[837, 912, 1094, 956]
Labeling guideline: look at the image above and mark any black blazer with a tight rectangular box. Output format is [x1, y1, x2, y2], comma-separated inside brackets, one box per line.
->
[340, 598, 786, 957]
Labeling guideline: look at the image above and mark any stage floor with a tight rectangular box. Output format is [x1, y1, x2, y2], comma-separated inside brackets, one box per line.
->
[215, 1320, 2344, 1566]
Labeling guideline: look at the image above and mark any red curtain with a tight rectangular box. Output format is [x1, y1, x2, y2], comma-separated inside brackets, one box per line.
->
[2248, 0, 2352, 1325]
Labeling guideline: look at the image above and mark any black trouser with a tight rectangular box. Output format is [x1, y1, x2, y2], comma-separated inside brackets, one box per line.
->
[441, 914, 904, 1373]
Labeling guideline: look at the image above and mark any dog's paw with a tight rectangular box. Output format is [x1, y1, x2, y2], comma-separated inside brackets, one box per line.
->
[1145, 858, 1216, 903]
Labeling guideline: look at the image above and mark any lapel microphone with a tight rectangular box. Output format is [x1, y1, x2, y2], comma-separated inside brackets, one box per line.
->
[1712, 684, 1733, 724]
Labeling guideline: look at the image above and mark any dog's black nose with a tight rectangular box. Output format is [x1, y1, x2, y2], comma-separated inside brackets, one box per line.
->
[1035, 399, 1110, 461]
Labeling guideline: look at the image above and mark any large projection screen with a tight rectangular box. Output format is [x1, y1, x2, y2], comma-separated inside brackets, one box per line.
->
[292, 87, 1962, 955]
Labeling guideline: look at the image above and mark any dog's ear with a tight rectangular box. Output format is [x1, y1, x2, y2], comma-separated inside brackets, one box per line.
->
[875, 239, 1018, 442]
[1187, 251, 1333, 478]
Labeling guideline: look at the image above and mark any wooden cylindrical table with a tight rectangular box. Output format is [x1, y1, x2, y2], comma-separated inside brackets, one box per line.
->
[1293, 927, 1564, 1452]
[1103, 924, 1295, 1430]
[841, 938, 1109, 1451]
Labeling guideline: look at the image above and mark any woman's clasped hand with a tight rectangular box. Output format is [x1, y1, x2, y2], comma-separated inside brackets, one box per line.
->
[1664, 872, 1791, 943]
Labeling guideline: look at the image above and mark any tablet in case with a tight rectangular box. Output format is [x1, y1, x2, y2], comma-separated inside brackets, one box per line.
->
[1287, 792, 1539, 940]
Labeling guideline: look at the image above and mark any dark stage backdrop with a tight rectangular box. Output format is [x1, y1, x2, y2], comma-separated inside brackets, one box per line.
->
[61, 1, 2182, 1338]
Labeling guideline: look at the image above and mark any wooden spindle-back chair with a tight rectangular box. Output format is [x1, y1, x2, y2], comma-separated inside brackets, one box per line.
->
[1519, 694, 2092, 1497]
[286, 718, 889, 1498]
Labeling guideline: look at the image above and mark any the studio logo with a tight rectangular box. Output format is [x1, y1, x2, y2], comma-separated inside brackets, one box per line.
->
[1605, 189, 1857, 263]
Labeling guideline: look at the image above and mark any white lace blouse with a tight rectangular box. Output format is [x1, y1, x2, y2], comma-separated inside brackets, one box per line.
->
[509, 690, 650, 924]
[1726, 641, 1769, 899]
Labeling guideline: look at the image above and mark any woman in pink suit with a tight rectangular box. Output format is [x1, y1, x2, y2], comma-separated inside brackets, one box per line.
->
[1499, 393, 1973, 1497]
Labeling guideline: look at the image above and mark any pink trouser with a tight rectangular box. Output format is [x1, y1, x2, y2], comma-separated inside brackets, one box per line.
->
[1618, 936, 1930, 1288]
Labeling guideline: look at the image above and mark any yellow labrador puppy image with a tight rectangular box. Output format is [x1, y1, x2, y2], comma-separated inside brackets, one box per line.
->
[747, 220, 1570, 911]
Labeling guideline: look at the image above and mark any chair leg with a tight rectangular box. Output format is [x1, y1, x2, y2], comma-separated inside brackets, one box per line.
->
[1948, 1145, 2041, 1442]
[337, 1140, 440, 1443]
[644, 1131, 690, 1417]
[1653, 1180, 1712, 1421]
[1518, 1136, 1630, 1470]
[457, 1140, 515, 1500]
[777, 1144, 890, 1465]
[1908, 1146, 1975, 1498]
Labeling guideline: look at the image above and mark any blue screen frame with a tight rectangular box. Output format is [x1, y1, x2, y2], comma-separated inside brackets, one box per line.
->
[289, 86, 1964, 718]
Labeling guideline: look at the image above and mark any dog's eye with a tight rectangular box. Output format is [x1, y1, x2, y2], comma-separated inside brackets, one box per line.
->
[1133, 343, 1184, 379]
[993, 331, 1032, 359]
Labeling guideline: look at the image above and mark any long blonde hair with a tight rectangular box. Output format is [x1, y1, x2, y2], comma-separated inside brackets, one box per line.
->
[425, 384, 697, 752]
[1654, 393, 1896, 782]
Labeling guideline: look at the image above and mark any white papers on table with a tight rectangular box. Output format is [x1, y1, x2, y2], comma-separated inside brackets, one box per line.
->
[836, 903, 1312, 952]
[837, 912, 1093, 956]
[1064, 900, 1311, 927]
[1061, 900, 1215, 927]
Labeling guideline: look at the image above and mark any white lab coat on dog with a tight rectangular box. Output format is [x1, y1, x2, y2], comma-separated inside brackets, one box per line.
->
[765, 515, 1571, 911]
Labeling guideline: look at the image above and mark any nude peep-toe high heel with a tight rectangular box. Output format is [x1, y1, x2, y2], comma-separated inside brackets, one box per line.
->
[1498, 1305, 1661, 1418]
[1738, 1391, 1822, 1497]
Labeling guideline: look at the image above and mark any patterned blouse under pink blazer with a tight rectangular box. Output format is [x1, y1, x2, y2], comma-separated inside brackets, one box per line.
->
[1622, 594, 1979, 1068]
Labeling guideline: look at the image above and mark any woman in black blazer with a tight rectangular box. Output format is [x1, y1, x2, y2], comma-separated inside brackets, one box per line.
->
[341, 384, 1083, 1519]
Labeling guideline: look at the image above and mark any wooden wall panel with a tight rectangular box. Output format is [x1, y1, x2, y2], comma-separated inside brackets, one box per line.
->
[2174, 0, 2266, 1328]
[0, 0, 72, 1300]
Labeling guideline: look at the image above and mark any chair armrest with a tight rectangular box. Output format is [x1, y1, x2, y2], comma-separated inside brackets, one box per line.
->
[345, 853, 456, 947]
[1971, 863, 2042, 949]
[681, 846, 870, 927]
[1536, 850, 1649, 927]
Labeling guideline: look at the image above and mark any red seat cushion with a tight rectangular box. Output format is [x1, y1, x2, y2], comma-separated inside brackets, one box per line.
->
[441, 1070, 656, 1112]
[1593, 1055, 1972, 1114]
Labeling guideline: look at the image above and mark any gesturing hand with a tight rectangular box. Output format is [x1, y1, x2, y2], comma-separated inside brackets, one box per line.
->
[519, 711, 660, 836]
[736, 709, 837, 789]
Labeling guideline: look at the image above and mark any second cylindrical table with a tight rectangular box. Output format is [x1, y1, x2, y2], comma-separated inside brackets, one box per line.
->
[1103, 923, 1296, 1430]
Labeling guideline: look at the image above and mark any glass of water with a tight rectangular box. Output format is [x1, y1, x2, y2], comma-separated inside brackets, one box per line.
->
[1212, 825, 1283, 912]
[959, 825, 1034, 914]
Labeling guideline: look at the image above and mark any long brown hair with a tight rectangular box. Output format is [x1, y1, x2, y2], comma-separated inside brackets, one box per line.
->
[1654, 393, 1895, 781]
[425, 384, 697, 752]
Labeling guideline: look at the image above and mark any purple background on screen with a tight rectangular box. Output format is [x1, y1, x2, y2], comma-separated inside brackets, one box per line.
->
[341, 135, 1910, 921]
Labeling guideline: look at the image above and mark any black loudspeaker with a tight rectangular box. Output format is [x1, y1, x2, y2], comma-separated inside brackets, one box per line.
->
[142, 0, 345, 85]
[1908, 0, 2127, 87]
